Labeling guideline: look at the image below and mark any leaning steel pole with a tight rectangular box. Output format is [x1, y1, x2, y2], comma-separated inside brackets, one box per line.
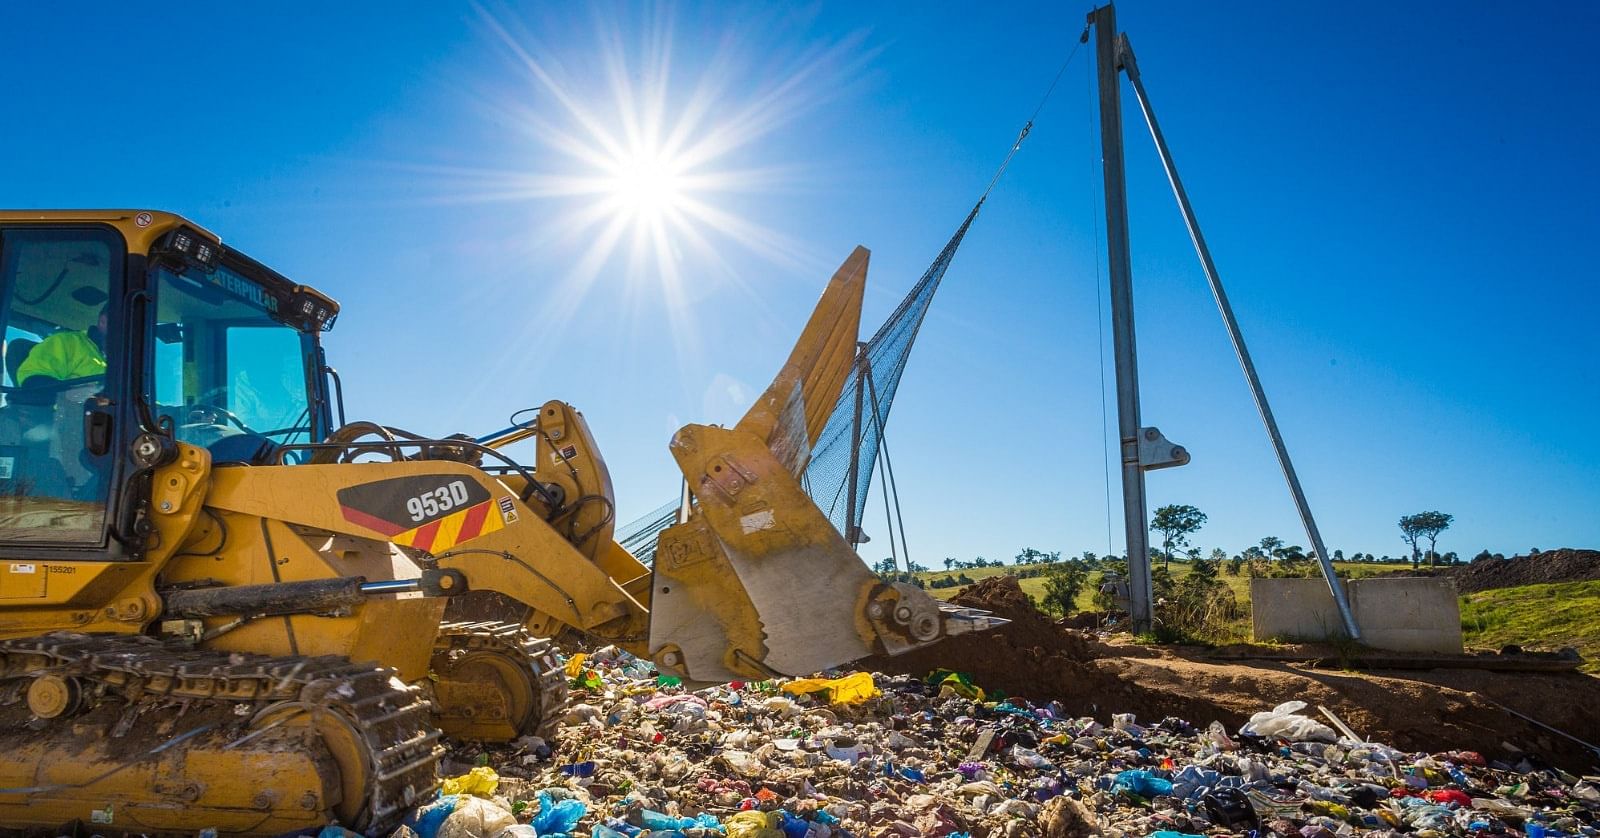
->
[1089, 4, 1154, 634]
[1119, 37, 1360, 638]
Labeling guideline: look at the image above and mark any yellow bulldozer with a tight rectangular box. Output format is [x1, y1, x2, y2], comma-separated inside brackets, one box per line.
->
[0, 210, 998, 834]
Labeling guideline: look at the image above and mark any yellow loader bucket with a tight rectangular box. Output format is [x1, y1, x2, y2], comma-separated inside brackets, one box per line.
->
[647, 247, 1004, 683]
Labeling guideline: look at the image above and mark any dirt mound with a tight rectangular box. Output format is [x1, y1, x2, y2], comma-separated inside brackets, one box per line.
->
[1451, 548, 1600, 592]
[1387, 548, 1600, 593]
[871, 575, 1600, 773]
[951, 574, 1038, 617]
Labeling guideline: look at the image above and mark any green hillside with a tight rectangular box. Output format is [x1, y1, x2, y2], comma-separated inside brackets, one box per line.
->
[1460, 580, 1600, 673]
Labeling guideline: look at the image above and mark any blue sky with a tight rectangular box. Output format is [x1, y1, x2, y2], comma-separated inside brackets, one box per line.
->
[2, 1, 1595, 563]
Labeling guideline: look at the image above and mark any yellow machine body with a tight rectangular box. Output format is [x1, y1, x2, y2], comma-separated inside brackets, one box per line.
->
[0, 210, 993, 833]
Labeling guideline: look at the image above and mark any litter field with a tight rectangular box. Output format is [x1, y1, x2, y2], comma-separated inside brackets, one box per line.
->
[869, 577, 1600, 774]
[392, 579, 1599, 838]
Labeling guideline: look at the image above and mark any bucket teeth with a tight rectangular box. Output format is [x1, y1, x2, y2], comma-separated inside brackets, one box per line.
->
[936, 602, 1010, 636]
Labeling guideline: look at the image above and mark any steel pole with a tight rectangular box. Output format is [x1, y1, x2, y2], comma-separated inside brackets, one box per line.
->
[1089, 4, 1153, 634]
[845, 350, 867, 548]
[1119, 37, 1360, 639]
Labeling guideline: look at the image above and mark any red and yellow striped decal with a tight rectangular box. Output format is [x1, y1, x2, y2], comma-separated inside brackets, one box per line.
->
[391, 499, 503, 553]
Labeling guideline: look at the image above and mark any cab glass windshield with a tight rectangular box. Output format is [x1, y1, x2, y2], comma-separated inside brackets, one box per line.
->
[151, 264, 315, 454]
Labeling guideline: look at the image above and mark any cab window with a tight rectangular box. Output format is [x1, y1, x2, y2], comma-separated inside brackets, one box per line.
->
[0, 228, 120, 543]
[151, 265, 314, 458]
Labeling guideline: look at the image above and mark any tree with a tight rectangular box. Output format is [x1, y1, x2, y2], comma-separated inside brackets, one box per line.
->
[1399, 516, 1424, 568]
[1015, 548, 1061, 567]
[943, 557, 955, 571]
[1259, 536, 1284, 557]
[1150, 505, 1207, 570]
[1040, 560, 1089, 617]
[1332, 549, 1344, 562]
[1400, 511, 1453, 568]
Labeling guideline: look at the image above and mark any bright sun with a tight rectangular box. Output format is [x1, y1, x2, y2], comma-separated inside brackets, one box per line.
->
[605, 150, 688, 221]
[437, 5, 861, 354]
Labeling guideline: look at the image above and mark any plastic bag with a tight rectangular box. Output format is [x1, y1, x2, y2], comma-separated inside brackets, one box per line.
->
[529, 790, 587, 836]
[725, 811, 784, 838]
[638, 810, 720, 832]
[924, 669, 985, 702]
[440, 766, 501, 798]
[1010, 745, 1053, 771]
[438, 796, 517, 838]
[410, 795, 462, 838]
[780, 672, 880, 704]
[1113, 769, 1174, 798]
[1240, 701, 1337, 743]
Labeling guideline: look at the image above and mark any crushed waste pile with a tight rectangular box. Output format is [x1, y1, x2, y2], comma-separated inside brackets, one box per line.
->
[370, 642, 1600, 838]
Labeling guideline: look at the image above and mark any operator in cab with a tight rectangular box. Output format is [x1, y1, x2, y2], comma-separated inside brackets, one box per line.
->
[15, 305, 107, 385]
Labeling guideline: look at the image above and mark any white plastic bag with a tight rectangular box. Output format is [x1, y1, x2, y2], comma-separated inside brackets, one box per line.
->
[1240, 700, 1337, 743]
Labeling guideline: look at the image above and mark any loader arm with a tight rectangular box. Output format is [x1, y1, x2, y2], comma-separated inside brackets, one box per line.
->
[202, 460, 654, 652]
[188, 246, 999, 683]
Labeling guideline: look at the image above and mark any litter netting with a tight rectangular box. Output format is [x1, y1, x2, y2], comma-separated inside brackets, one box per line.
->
[613, 200, 983, 560]
[803, 201, 982, 540]
[617, 498, 678, 565]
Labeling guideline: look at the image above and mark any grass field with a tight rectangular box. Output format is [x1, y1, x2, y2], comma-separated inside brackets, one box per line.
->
[917, 563, 1600, 671]
[1459, 580, 1600, 673]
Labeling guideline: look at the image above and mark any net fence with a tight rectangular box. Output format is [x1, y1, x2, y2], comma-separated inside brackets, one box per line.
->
[614, 200, 983, 560]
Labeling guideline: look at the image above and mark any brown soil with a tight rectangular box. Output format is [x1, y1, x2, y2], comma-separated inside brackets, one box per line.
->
[866, 576, 1600, 773]
[1384, 548, 1600, 593]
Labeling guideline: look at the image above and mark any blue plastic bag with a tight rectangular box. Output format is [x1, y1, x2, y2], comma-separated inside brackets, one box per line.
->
[408, 794, 461, 838]
[531, 790, 587, 835]
[1113, 769, 1174, 798]
[778, 811, 810, 838]
[639, 809, 722, 832]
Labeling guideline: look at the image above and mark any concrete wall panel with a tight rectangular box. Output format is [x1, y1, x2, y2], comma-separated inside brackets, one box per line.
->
[1250, 577, 1463, 653]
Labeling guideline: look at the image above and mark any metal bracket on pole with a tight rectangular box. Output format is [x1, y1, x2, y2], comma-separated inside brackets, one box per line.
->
[1137, 427, 1189, 471]
[1118, 34, 1360, 639]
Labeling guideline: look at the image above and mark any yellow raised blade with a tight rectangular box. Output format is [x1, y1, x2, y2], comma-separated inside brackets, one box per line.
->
[647, 246, 1005, 683]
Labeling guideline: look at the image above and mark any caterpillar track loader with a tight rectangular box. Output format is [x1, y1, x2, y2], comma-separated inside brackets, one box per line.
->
[0, 211, 1000, 834]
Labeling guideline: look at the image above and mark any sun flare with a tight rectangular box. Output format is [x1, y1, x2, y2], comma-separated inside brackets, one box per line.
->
[413, 6, 867, 373]
[605, 149, 689, 221]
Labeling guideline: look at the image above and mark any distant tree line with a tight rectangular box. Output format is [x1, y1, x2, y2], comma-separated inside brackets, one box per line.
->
[912, 503, 1504, 599]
